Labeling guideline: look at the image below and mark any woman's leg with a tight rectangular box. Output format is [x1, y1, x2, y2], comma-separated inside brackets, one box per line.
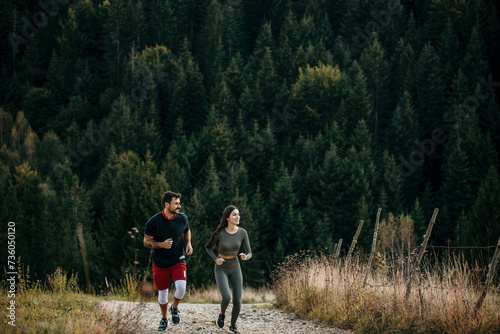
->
[214, 264, 231, 314]
[228, 262, 243, 326]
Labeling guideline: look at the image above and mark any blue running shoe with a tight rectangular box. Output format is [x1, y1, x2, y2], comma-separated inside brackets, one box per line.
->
[170, 305, 180, 324]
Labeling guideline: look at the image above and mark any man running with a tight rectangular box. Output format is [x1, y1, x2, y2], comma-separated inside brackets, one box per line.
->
[144, 191, 193, 331]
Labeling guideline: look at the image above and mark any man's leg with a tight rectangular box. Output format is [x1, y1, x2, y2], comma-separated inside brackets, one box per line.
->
[158, 289, 169, 317]
[170, 263, 187, 324]
[172, 280, 186, 308]
[153, 263, 170, 330]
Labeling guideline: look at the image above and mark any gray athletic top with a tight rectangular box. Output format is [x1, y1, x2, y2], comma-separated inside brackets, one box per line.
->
[206, 227, 252, 261]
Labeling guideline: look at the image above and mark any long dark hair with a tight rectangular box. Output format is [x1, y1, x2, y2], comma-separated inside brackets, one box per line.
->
[205, 205, 238, 249]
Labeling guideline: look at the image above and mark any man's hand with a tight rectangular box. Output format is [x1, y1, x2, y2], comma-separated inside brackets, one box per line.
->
[144, 235, 173, 249]
[183, 230, 193, 255]
[162, 238, 173, 249]
[185, 243, 193, 255]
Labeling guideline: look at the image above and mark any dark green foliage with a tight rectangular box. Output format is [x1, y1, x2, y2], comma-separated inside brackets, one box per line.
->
[463, 166, 500, 247]
[2, 0, 500, 289]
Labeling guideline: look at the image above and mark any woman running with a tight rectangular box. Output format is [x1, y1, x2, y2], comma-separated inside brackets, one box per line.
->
[205, 205, 252, 334]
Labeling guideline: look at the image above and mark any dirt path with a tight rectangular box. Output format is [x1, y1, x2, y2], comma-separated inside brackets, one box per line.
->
[100, 300, 354, 334]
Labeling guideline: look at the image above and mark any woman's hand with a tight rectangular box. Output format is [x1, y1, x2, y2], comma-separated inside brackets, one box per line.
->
[215, 257, 225, 265]
[239, 253, 247, 261]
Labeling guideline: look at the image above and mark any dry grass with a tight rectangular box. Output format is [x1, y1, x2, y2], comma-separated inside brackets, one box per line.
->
[0, 268, 112, 334]
[184, 285, 275, 304]
[272, 251, 500, 334]
[0, 265, 275, 334]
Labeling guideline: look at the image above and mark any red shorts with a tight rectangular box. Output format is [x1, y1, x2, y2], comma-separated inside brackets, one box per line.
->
[152, 262, 187, 290]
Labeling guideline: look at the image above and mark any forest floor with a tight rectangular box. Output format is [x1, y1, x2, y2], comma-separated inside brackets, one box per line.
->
[100, 300, 354, 334]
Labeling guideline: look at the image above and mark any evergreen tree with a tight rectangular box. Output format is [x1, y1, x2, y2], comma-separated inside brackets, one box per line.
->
[44, 51, 66, 107]
[231, 191, 261, 287]
[385, 91, 421, 204]
[93, 150, 168, 282]
[268, 165, 298, 255]
[243, 120, 277, 189]
[256, 47, 279, 113]
[21, 87, 54, 136]
[437, 138, 473, 244]
[389, 38, 415, 105]
[197, 106, 234, 172]
[463, 166, 500, 247]
[461, 26, 489, 94]
[288, 62, 342, 136]
[238, 85, 264, 126]
[247, 21, 275, 76]
[411, 197, 426, 244]
[413, 42, 445, 133]
[360, 38, 390, 146]
[343, 60, 373, 132]
[301, 196, 322, 250]
[435, 19, 461, 87]
[9, 163, 55, 277]
[276, 11, 299, 82]
[382, 150, 404, 215]
[170, 38, 207, 133]
[457, 111, 498, 197]
[102, 94, 137, 158]
[480, 96, 500, 152]
[224, 53, 247, 105]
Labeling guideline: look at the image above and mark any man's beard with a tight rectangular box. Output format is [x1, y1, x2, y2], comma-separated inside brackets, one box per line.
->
[168, 207, 179, 215]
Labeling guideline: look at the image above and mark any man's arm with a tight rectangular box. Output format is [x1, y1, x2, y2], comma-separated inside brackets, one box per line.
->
[144, 235, 172, 249]
[183, 230, 193, 255]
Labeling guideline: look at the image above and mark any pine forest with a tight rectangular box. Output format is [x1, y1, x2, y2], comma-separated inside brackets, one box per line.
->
[1, 0, 500, 290]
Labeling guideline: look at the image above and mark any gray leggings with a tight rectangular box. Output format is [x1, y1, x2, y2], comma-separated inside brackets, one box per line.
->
[214, 258, 242, 326]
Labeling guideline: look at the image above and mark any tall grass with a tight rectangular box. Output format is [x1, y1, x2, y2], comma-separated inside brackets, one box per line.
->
[0, 267, 113, 334]
[272, 251, 500, 334]
[0, 263, 275, 333]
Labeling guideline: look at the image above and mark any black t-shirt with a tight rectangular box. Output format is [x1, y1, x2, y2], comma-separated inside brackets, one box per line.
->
[144, 211, 190, 269]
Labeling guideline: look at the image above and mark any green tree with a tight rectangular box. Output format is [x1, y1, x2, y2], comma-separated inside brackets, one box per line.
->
[21, 87, 54, 135]
[44, 51, 67, 107]
[288, 62, 342, 135]
[435, 19, 461, 86]
[224, 53, 247, 105]
[268, 165, 298, 255]
[389, 38, 415, 105]
[462, 166, 500, 247]
[382, 150, 404, 215]
[93, 150, 169, 283]
[342, 61, 373, 132]
[9, 163, 55, 278]
[437, 138, 473, 244]
[197, 106, 234, 172]
[318, 143, 342, 225]
[360, 38, 390, 146]
[413, 42, 445, 133]
[461, 25, 489, 93]
[170, 41, 207, 133]
[256, 47, 279, 113]
[411, 197, 426, 244]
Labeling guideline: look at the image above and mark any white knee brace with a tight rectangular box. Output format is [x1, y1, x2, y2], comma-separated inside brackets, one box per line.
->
[158, 289, 168, 305]
[174, 280, 186, 300]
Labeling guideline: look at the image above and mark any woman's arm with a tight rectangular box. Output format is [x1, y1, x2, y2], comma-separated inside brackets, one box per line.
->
[205, 233, 220, 261]
[239, 230, 252, 260]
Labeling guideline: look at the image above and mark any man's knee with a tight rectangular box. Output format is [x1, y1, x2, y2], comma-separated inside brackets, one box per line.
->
[158, 289, 168, 304]
[174, 280, 186, 299]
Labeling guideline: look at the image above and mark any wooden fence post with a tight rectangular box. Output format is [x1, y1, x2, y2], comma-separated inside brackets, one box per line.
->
[335, 239, 343, 259]
[473, 235, 500, 317]
[404, 208, 439, 300]
[347, 220, 364, 261]
[363, 208, 382, 287]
